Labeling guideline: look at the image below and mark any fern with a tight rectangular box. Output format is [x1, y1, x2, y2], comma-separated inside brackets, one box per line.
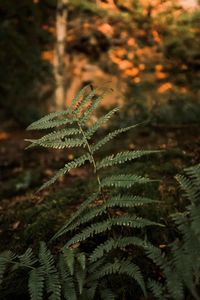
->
[25, 85, 161, 298]
[147, 164, 200, 300]
[1, 85, 162, 299]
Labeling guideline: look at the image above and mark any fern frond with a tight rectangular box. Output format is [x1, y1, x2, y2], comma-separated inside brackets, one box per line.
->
[101, 174, 152, 188]
[39, 153, 92, 191]
[0, 251, 16, 284]
[176, 174, 200, 204]
[75, 267, 86, 294]
[80, 89, 112, 125]
[39, 242, 61, 300]
[91, 125, 139, 153]
[62, 248, 75, 276]
[18, 248, 37, 267]
[105, 194, 157, 207]
[71, 84, 91, 108]
[27, 128, 81, 147]
[185, 164, 200, 187]
[66, 216, 158, 247]
[29, 268, 44, 300]
[27, 109, 75, 130]
[52, 192, 99, 240]
[26, 137, 86, 150]
[58, 254, 77, 300]
[91, 259, 146, 297]
[90, 236, 153, 262]
[148, 279, 166, 300]
[96, 150, 158, 170]
[74, 87, 98, 114]
[85, 107, 119, 139]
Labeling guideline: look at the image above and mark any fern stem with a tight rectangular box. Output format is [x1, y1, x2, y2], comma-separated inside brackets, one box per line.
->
[77, 121, 102, 191]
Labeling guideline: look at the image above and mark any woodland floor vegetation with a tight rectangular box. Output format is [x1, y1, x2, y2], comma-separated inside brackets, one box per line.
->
[0, 1, 200, 299]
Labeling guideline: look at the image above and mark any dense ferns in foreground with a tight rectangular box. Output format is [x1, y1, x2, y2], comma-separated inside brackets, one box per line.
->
[0, 86, 199, 299]
[147, 164, 200, 300]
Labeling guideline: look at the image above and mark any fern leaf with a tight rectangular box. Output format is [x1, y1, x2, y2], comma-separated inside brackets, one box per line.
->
[26, 137, 86, 150]
[75, 267, 85, 294]
[62, 248, 75, 276]
[74, 87, 98, 114]
[91, 124, 139, 153]
[18, 248, 37, 267]
[39, 242, 61, 300]
[96, 150, 158, 169]
[85, 107, 119, 139]
[38, 154, 92, 191]
[0, 251, 16, 284]
[27, 109, 74, 130]
[71, 84, 91, 108]
[148, 279, 166, 300]
[80, 89, 112, 124]
[77, 253, 86, 270]
[185, 164, 200, 187]
[176, 174, 200, 204]
[62, 195, 157, 234]
[105, 194, 157, 208]
[92, 259, 146, 297]
[27, 128, 81, 145]
[58, 254, 77, 300]
[100, 174, 152, 188]
[90, 236, 153, 262]
[66, 216, 158, 247]
[52, 192, 99, 240]
[29, 268, 44, 300]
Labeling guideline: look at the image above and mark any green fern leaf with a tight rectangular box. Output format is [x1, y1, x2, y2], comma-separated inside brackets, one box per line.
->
[52, 192, 99, 240]
[58, 254, 77, 300]
[85, 107, 119, 139]
[62, 248, 75, 276]
[66, 216, 158, 247]
[71, 84, 91, 108]
[26, 137, 86, 150]
[38, 153, 92, 191]
[96, 150, 158, 169]
[100, 174, 152, 188]
[18, 248, 37, 267]
[176, 174, 199, 204]
[80, 89, 112, 125]
[91, 259, 146, 297]
[27, 109, 74, 130]
[148, 279, 166, 300]
[29, 268, 44, 300]
[0, 251, 16, 284]
[74, 87, 98, 114]
[39, 242, 61, 300]
[90, 236, 153, 262]
[91, 124, 139, 153]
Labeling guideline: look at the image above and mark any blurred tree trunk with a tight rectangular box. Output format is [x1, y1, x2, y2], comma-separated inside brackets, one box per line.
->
[54, 0, 68, 109]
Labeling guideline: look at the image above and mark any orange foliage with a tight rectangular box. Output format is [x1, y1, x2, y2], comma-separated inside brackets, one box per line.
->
[119, 60, 133, 71]
[158, 82, 173, 93]
[98, 23, 114, 38]
[139, 63, 145, 71]
[127, 38, 137, 47]
[156, 72, 169, 79]
[133, 76, 141, 83]
[155, 64, 163, 72]
[124, 67, 140, 77]
[41, 51, 54, 64]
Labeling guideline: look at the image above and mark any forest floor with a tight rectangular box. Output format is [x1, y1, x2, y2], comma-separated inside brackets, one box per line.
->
[0, 124, 200, 253]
